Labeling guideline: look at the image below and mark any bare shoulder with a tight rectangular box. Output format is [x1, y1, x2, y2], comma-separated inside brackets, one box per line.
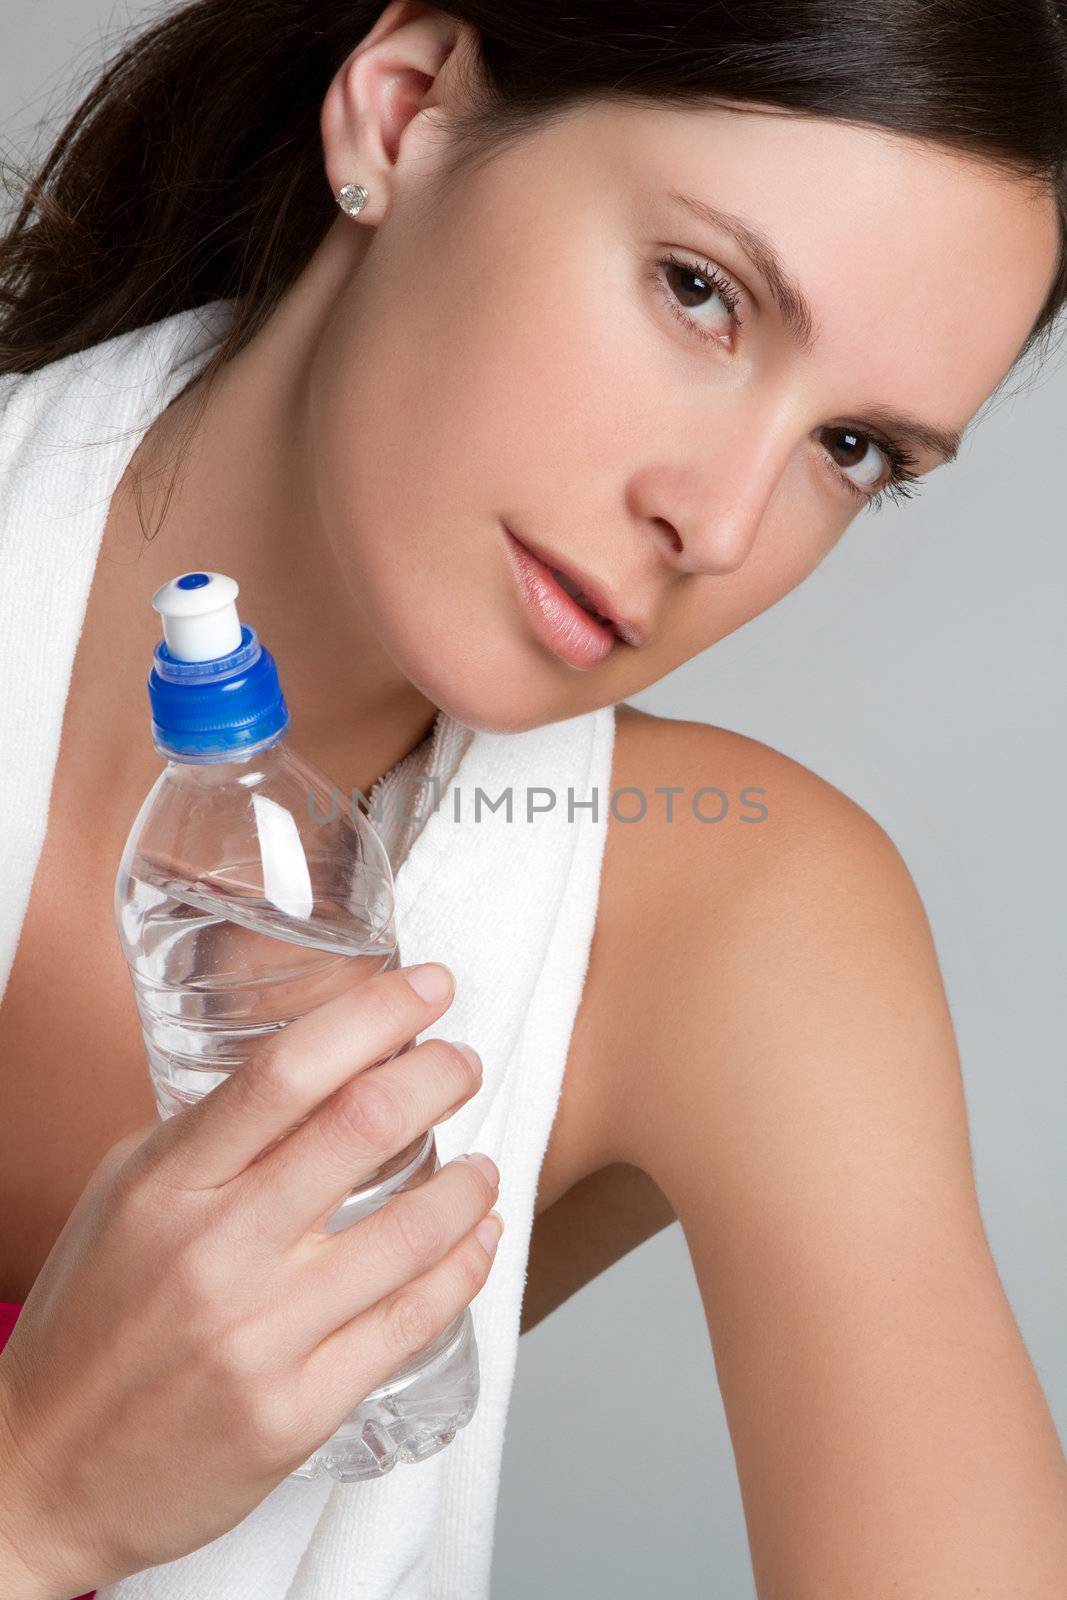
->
[598, 703, 1067, 1591]
[600, 698, 965, 1175]
[578, 699, 917, 1170]
[610, 697, 897, 876]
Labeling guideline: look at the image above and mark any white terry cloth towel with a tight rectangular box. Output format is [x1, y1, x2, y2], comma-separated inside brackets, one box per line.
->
[0, 298, 238, 1003]
[0, 300, 617, 1598]
[96, 693, 615, 1600]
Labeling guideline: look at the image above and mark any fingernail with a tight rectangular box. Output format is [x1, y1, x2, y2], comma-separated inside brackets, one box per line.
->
[474, 1211, 504, 1257]
[403, 963, 454, 1004]
[457, 1151, 498, 1186]
[450, 1041, 481, 1074]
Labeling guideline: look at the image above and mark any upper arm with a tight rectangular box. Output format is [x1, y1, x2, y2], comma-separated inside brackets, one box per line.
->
[608, 718, 1067, 1597]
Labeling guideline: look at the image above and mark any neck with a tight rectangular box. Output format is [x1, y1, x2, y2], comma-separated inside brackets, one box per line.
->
[98, 232, 440, 800]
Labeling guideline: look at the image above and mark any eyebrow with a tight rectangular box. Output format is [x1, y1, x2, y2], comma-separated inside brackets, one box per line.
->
[667, 188, 963, 467]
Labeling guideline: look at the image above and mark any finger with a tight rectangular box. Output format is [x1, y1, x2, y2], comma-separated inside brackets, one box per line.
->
[235, 1035, 483, 1247]
[145, 963, 456, 1191]
[295, 1166, 503, 1432]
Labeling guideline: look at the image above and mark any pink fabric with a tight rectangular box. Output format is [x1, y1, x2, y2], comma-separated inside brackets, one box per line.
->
[0, 1300, 95, 1599]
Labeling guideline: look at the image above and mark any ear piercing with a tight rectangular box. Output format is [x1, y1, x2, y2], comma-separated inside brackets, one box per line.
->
[337, 183, 369, 216]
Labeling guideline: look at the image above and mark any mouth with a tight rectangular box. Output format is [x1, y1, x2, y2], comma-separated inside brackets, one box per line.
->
[502, 523, 643, 671]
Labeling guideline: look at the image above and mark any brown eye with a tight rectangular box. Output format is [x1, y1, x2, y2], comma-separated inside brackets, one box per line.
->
[819, 425, 887, 496]
[663, 260, 712, 308]
[654, 252, 744, 346]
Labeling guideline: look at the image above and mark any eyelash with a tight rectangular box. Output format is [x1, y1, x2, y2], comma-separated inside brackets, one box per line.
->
[650, 249, 924, 512]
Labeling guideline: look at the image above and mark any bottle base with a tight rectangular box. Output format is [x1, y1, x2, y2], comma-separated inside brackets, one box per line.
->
[289, 1306, 480, 1483]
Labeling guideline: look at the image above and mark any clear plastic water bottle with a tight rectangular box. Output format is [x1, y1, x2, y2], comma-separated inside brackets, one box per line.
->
[113, 570, 480, 1483]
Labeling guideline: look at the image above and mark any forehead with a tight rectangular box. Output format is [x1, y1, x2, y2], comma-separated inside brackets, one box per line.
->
[552, 98, 1061, 424]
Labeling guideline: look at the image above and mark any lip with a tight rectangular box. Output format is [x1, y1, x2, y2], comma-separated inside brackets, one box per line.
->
[502, 524, 646, 668]
[503, 525, 615, 670]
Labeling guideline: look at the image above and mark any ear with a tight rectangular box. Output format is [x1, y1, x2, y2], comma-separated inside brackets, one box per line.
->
[320, 0, 484, 222]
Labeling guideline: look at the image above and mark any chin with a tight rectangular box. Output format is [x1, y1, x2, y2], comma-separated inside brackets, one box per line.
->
[389, 610, 592, 735]
[409, 648, 568, 735]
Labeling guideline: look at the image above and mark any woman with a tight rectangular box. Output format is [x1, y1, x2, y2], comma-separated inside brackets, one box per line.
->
[0, 0, 1065, 1595]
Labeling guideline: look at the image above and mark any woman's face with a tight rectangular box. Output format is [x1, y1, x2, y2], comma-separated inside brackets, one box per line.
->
[307, 95, 1060, 732]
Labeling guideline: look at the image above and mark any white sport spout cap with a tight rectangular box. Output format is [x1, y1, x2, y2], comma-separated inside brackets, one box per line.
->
[151, 571, 243, 662]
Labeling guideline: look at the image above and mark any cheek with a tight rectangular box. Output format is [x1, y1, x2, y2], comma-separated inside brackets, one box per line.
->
[307, 313, 489, 595]
[301, 296, 571, 717]
[416, 208, 648, 490]
[663, 502, 852, 663]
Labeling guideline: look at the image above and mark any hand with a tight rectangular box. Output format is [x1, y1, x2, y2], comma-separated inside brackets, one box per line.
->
[0, 961, 500, 1595]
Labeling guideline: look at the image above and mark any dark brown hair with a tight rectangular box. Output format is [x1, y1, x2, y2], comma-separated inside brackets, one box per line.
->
[2, 2, 1066, 419]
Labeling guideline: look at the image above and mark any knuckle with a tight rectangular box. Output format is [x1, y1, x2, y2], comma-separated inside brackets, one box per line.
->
[89, 1125, 161, 1207]
[169, 1234, 232, 1310]
[114, 1113, 193, 1197]
[99, 1126, 148, 1175]
[382, 1191, 445, 1264]
[89, 1148, 144, 1213]
[331, 1077, 407, 1154]
[362, 977, 419, 1041]
[173, 1054, 291, 1164]
[207, 1178, 267, 1257]
[233, 1049, 290, 1118]
[213, 1318, 268, 1386]
[383, 1290, 438, 1361]
[211, 1312, 279, 1401]
[102, 1158, 179, 1242]
[241, 1379, 300, 1466]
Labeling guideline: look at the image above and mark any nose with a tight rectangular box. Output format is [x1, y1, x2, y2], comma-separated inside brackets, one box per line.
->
[627, 441, 783, 577]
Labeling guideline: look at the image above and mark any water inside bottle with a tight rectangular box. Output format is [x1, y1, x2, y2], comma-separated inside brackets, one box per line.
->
[119, 854, 480, 1480]
[121, 858, 399, 1118]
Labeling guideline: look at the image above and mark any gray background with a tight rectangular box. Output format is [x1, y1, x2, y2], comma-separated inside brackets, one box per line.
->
[2, 6, 1064, 1594]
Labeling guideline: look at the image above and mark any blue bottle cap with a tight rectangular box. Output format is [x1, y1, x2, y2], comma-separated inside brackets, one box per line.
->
[147, 572, 290, 760]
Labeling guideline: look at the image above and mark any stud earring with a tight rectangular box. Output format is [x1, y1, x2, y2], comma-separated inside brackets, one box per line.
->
[337, 183, 369, 217]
